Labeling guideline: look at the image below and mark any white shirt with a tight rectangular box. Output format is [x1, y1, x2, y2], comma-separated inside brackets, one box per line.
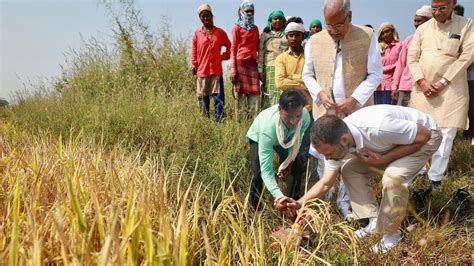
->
[302, 31, 383, 106]
[325, 105, 438, 171]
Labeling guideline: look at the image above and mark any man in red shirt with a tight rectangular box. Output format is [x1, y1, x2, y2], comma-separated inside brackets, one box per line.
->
[191, 4, 231, 122]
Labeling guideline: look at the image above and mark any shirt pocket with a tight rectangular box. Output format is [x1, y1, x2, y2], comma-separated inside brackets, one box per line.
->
[442, 38, 461, 57]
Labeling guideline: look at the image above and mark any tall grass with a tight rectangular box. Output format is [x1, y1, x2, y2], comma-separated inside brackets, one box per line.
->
[0, 124, 360, 264]
[1, 1, 472, 263]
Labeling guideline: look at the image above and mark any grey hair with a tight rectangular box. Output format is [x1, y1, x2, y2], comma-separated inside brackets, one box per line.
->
[323, 0, 351, 15]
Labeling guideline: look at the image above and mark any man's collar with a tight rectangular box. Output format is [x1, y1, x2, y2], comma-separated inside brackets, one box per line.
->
[437, 11, 455, 26]
[288, 47, 304, 56]
[346, 122, 363, 152]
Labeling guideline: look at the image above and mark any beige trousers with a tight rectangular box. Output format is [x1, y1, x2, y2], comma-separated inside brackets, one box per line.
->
[341, 129, 442, 234]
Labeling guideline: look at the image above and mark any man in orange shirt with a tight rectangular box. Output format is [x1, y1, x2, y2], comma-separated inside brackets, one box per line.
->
[191, 4, 231, 122]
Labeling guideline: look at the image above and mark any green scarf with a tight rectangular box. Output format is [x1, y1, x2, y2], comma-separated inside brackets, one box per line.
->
[267, 10, 286, 31]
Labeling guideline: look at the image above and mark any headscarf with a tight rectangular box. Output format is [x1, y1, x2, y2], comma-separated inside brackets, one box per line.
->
[309, 19, 323, 30]
[267, 10, 286, 31]
[285, 22, 305, 35]
[377, 22, 400, 53]
[197, 3, 212, 16]
[416, 5, 433, 18]
[237, 0, 255, 30]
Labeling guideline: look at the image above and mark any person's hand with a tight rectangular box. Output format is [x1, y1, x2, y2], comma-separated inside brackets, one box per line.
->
[431, 81, 447, 96]
[418, 79, 436, 98]
[230, 73, 237, 84]
[192, 67, 197, 77]
[337, 97, 358, 116]
[318, 91, 337, 110]
[259, 72, 265, 82]
[286, 75, 293, 80]
[277, 162, 293, 180]
[274, 196, 301, 220]
[355, 148, 387, 165]
[391, 90, 398, 101]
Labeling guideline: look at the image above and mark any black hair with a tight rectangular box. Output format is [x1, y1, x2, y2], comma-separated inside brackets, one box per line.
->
[279, 89, 307, 111]
[286, 16, 304, 25]
[310, 115, 349, 148]
[454, 4, 464, 16]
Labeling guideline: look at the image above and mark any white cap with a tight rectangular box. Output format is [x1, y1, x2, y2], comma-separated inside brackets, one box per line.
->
[285, 22, 305, 35]
[416, 5, 432, 18]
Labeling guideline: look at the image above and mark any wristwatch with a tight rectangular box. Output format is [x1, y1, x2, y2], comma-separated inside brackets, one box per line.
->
[439, 78, 449, 86]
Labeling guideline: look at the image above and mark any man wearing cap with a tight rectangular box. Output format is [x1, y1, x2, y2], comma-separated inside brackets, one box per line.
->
[191, 3, 231, 122]
[391, 5, 432, 107]
[275, 22, 311, 110]
[407, 0, 473, 187]
[301, 0, 383, 218]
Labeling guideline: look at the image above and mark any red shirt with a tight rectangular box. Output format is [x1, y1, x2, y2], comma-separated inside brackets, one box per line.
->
[191, 26, 231, 77]
[230, 25, 260, 74]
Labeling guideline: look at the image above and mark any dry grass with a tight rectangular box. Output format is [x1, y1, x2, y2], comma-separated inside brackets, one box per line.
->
[0, 124, 361, 264]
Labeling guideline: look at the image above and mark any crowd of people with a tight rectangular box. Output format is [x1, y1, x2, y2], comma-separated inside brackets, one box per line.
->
[191, 0, 473, 254]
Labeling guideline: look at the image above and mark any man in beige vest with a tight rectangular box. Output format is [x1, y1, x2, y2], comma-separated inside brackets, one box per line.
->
[302, 0, 383, 217]
[407, 0, 473, 187]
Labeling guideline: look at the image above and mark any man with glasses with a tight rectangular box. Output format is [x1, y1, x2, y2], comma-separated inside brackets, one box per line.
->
[407, 0, 473, 187]
[301, 0, 382, 218]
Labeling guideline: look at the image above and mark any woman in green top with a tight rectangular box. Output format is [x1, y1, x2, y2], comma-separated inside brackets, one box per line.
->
[258, 10, 288, 109]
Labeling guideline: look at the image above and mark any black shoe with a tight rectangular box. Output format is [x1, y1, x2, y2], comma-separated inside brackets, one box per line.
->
[430, 180, 442, 187]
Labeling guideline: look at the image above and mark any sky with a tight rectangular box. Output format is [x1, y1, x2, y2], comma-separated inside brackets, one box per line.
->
[1, 0, 473, 101]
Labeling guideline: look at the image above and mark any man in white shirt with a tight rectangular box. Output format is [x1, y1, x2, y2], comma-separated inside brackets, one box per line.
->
[302, 0, 383, 217]
[276, 105, 442, 253]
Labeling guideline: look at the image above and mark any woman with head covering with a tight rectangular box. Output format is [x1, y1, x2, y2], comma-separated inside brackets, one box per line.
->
[391, 5, 432, 107]
[258, 10, 289, 108]
[373, 22, 402, 105]
[191, 4, 231, 122]
[308, 19, 323, 35]
[230, 0, 260, 120]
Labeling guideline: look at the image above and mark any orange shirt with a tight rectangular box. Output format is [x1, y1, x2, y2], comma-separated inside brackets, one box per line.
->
[191, 26, 231, 77]
[230, 25, 259, 74]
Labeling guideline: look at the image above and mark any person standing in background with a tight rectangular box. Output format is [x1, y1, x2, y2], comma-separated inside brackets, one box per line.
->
[454, 4, 474, 146]
[391, 5, 432, 107]
[308, 19, 323, 36]
[258, 10, 288, 108]
[408, 0, 473, 186]
[191, 4, 231, 122]
[374, 22, 402, 105]
[230, 0, 260, 120]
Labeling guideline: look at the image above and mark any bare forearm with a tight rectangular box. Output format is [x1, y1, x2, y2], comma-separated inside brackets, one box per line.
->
[297, 170, 338, 205]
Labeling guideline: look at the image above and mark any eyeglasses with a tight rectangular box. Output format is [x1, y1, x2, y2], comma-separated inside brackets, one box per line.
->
[431, 5, 448, 12]
[326, 14, 349, 30]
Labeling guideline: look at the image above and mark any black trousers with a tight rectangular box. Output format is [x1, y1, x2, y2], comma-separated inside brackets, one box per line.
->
[464, 80, 474, 139]
[248, 117, 315, 209]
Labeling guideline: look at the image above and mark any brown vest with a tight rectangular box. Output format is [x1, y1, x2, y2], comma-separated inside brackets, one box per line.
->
[310, 24, 374, 119]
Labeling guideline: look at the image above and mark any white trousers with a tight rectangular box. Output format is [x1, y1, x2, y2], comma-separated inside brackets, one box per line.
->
[428, 127, 457, 182]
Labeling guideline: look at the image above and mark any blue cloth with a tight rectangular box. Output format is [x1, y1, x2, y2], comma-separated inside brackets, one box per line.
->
[199, 75, 225, 122]
[374, 91, 392, 105]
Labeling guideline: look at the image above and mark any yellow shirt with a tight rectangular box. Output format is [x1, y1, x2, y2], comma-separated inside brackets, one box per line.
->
[275, 48, 312, 109]
[408, 13, 473, 128]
